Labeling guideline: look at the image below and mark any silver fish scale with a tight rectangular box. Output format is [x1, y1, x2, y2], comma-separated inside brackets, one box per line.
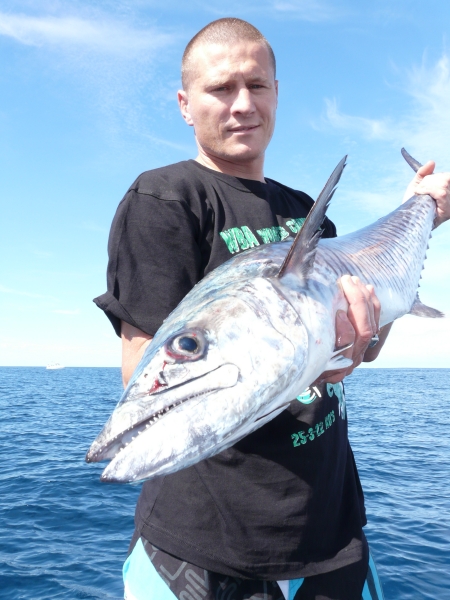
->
[313, 194, 435, 323]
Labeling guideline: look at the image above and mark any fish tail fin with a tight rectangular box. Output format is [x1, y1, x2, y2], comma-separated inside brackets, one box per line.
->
[401, 148, 423, 172]
[402, 148, 438, 229]
[409, 293, 444, 318]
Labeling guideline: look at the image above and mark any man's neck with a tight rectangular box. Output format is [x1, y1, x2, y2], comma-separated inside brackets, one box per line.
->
[194, 152, 266, 183]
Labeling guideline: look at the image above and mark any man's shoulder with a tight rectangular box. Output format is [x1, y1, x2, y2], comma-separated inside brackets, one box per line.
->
[265, 176, 337, 238]
[265, 176, 315, 208]
[129, 160, 211, 202]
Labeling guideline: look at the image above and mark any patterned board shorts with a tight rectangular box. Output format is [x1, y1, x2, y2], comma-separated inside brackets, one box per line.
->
[123, 538, 385, 600]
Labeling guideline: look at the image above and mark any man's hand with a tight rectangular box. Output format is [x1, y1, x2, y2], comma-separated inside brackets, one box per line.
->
[403, 161, 450, 227]
[316, 275, 384, 385]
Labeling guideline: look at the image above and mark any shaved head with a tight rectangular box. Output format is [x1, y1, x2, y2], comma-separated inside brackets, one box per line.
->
[182, 18, 276, 91]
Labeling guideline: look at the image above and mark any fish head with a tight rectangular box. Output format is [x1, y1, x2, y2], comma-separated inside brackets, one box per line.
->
[86, 278, 308, 483]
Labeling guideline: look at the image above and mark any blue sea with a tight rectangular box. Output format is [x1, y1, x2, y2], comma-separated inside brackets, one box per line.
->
[1, 367, 449, 599]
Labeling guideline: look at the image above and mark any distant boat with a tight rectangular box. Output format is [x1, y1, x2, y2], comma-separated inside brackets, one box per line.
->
[46, 363, 65, 370]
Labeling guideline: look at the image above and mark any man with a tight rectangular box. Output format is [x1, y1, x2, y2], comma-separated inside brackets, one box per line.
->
[94, 18, 450, 600]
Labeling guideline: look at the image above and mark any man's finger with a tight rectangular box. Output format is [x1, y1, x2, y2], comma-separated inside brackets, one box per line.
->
[335, 309, 355, 351]
[402, 160, 435, 203]
[365, 284, 380, 333]
[313, 310, 355, 386]
[350, 276, 376, 335]
[415, 171, 450, 226]
[344, 275, 375, 340]
[416, 160, 435, 179]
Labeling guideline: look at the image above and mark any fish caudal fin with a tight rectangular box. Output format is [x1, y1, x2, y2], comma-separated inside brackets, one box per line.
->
[277, 155, 347, 280]
[402, 148, 438, 229]
[401, 148, 423, 172]
[408, 293, 444, 318]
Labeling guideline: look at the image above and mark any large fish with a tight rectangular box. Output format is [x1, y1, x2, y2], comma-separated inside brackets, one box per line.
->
[86, 149, 443, 483]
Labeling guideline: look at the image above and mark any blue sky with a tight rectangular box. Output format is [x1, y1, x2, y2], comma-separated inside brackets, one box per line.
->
[1, 0, 449, 367]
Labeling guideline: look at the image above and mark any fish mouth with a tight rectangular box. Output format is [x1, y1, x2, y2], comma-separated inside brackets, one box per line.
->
[86, 363, 239, 464]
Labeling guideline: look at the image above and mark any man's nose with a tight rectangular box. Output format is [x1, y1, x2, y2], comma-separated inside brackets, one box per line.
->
[231, 87, 255, 115]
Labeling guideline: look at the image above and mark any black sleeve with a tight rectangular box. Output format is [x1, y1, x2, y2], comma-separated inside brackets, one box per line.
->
[323, 214, 337, 239]
[93, 189, 202, 337]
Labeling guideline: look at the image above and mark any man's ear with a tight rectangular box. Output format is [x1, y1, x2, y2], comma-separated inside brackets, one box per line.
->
[177, 90, 194, 126]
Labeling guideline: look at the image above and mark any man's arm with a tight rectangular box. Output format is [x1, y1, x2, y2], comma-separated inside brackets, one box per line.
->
[121, 321, 152, 388]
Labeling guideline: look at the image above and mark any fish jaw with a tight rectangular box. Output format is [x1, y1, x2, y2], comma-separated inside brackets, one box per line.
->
[98, 368, 258, 483]
[85, 358, 239, 464]
[99, 349, 298, 483]
[87, 282, 309, 483]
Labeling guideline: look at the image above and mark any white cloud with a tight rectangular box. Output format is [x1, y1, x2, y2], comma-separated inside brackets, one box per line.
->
[82, 221, 107, 233]
[364, 315, 450, 368]
[0, 9, 184, 154]
[321, 53, 450, 166]
[318, 51, 450, 235]
[142, 133, 196, 154]
[32, 249, 53, 258]
[401, 54, 450, 167]
[194, 0, 339, 21]
[271, 0, 340, 20]
[323, 98, 393, 141]
[0, 285, 58, 301]
[0, 12, 173, 58]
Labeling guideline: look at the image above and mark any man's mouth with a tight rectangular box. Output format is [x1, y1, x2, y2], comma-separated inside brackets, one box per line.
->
[228, 125, 259, 133]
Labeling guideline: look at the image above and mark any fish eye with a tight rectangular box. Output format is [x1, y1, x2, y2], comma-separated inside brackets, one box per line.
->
[168, 332, 204, 359]
[166, 328, 207, 361]
[177, 336, 198, 353]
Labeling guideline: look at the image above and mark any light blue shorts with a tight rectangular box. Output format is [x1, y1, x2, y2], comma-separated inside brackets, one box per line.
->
[123, 539, 176, 600]
[123, 538, 384, 600]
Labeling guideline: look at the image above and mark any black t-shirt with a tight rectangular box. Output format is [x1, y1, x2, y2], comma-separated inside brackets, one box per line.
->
[94, 160, 366, 580]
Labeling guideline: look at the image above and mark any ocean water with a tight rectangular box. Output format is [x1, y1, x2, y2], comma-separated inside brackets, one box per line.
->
[345, 369, 450, 599]
[0, 367, 449, 599]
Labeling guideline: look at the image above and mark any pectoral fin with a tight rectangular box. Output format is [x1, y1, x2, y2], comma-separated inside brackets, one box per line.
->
[324, 355, 353, 371]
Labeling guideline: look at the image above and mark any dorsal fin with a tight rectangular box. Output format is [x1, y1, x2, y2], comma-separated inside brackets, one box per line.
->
[277, 156, 347, 280]
[401, 148, 422, 172]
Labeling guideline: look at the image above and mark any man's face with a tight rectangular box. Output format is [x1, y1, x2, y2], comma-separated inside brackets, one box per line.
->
[179, 41, 278, 167]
